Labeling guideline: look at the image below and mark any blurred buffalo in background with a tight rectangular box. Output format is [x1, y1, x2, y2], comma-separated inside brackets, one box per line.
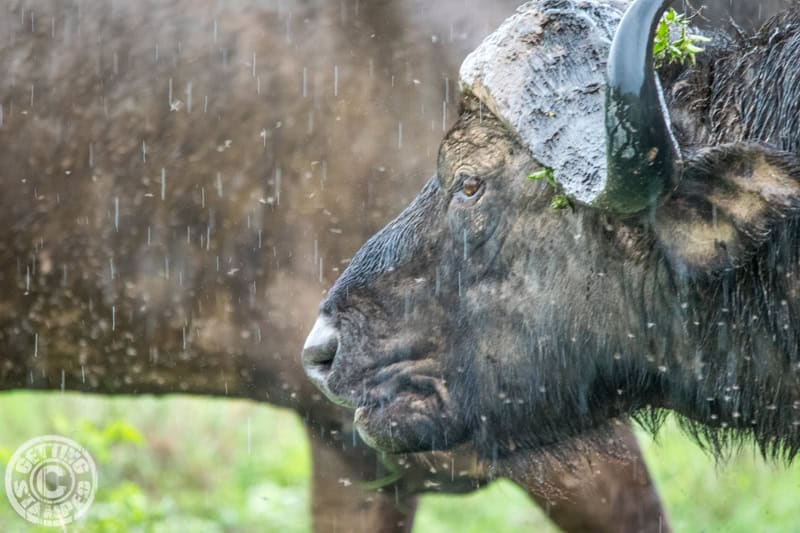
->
[0, 0, 790, 531]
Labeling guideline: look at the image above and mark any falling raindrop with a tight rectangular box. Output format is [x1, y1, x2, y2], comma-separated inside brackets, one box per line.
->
[398, 122, 403, 149]
[334, 65, 339, 96]
[275, 167, 282, 206]
[161, 168, 166, 200]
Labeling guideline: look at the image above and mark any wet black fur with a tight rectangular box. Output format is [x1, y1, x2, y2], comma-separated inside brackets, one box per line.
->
[319, 7, 800, 463]
[636, 7, 800, 460]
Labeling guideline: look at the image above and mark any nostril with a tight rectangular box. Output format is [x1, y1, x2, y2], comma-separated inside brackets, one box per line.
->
[302, 316, 339, 369]
[303, 342, 337, 368]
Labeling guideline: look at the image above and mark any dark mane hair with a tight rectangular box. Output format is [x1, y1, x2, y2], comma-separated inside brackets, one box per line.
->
[667, 7, 800, 152]
[643, 9, 800, 459]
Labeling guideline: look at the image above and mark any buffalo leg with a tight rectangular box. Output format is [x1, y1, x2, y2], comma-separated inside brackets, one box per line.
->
[511, 421, 669, 533]
[308, 430, 416, 533]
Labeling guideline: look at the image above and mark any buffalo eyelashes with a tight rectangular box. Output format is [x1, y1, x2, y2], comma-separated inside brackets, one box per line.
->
[458, 176, 484, 199]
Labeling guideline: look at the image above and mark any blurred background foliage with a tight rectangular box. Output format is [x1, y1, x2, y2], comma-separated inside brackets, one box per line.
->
[0, 392, 798, 532]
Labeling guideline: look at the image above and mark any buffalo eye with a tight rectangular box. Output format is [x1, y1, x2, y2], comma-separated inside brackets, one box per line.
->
[459, 176, 484, 199]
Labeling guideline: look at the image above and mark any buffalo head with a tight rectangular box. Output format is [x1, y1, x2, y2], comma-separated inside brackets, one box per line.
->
[302, 0, 800, 460]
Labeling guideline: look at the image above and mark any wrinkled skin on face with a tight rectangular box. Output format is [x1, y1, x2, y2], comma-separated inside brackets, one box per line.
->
[306, 98, 652, 454]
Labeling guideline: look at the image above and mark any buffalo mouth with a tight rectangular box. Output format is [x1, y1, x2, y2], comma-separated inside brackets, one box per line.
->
[306, 348, 468, 453]
[353, 366, 466, 453]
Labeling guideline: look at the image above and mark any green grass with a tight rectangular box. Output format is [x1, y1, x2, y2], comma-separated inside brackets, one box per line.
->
[640, 427, 800, 533]
[0, 392, 798, 532]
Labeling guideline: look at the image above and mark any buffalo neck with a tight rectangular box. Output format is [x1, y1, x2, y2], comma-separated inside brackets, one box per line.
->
[631, 216, 800, 458]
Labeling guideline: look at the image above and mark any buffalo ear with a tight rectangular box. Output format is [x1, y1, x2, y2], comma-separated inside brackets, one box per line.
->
[653, 143, 800, 275]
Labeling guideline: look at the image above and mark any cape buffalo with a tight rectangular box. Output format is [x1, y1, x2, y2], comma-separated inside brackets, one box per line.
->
[302, 0, 800, 467]
[0, 0, 670, 530]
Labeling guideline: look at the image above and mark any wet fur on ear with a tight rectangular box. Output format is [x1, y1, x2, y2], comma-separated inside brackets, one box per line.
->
[653, 142, 800, 275]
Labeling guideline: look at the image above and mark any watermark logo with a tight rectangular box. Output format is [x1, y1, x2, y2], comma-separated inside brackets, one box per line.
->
[4, 435, 97, 527]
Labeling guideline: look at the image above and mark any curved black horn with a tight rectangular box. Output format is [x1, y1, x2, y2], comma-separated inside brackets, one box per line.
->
[602, 0, 681, 214]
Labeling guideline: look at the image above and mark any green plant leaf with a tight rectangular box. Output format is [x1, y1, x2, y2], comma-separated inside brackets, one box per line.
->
[528, 167, 555, 186]
[653, 8, 708, 68]
[551, 194, 570, 210]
